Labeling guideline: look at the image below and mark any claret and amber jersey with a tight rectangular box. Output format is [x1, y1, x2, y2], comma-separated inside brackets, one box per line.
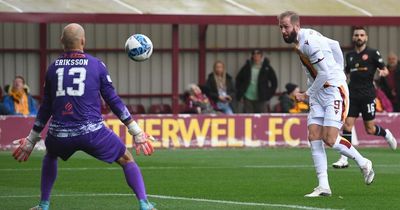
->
[295, 28, 347, 97]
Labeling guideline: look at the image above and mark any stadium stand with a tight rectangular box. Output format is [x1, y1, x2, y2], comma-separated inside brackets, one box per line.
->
[127, 104, 146, 114]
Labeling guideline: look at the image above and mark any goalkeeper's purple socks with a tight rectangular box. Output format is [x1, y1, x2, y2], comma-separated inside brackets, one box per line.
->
[123, 162, 147, 200]
[41, 154, 58, 201]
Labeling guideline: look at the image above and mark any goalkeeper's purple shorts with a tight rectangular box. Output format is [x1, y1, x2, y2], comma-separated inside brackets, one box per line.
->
[45, 126, 126, 163]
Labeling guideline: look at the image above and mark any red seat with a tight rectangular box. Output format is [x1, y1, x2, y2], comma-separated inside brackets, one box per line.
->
[148, 104, 163, 114]
[161, 104, 172, 113]
[179, 103, 197, 113]
[127, 104, 146, 114]
[178, 103, 187, 113]
[148, 104, 172, 114]
[273, 102, 282, 113]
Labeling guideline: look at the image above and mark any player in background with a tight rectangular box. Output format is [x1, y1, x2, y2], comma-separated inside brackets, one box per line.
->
[12, 23, 156, 210]
[332, 26, 397, 168]
[278, 11, 375, 197]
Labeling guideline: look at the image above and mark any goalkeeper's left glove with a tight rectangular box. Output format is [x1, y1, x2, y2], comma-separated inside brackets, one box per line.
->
[12, 130, 41, 162]
[127, 121, 155, 156]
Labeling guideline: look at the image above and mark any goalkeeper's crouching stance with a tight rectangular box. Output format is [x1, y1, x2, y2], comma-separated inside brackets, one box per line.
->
[13, 121, 156, 210]
[12, 23, 156, 210]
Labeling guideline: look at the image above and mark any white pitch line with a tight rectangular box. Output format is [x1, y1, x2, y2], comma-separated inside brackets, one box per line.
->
[1, 164, 399, 172]
[0, 193, 343, 210]
[0, 165, 312, 172]
[149, 194, 343, 210]
[335, 0, 373, 17]
[0, 0, 23, 12]
[112, 0, 143, 14]
[224, 0, 262, 16]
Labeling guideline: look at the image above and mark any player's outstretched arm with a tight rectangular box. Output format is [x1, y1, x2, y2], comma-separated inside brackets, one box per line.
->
[12, 130, 41, 162]
[127, 121, 155, 156]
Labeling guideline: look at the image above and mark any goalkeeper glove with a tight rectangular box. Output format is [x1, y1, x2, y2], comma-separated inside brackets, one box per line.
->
[12, 130, 41, 162]
[127, 121, 155, 156]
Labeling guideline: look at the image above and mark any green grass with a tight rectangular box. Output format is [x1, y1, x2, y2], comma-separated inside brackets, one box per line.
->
[1, 148, 399, 210]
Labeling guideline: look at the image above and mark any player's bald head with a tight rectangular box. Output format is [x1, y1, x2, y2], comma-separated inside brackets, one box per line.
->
[61, 23, 85, 51]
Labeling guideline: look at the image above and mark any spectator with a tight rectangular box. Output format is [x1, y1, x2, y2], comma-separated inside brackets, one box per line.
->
[186, 83, 217, 114]
[205, 60, 235, 114]
[236, 49, 277, 113]
[374, 80, 393, 112]
[0, 101, 7, 115]
[279, 83, 309, 113]
[4, 84, 10, 94]
[380, 52, 400, 111]
[0, 86, 10, 115]
[3, 76, 37, 116]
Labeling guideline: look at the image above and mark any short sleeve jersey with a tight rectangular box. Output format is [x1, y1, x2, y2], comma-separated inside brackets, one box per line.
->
[345, 47, 385, 99]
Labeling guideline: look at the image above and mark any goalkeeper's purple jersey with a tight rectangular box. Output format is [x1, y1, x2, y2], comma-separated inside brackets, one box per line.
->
[33, 51, 132, 137]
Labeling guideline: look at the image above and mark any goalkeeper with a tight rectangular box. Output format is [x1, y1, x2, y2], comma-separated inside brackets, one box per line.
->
[12, 23, 156, 210]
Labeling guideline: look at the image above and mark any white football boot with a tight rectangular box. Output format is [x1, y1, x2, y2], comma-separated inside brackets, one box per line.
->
[361, 159, 375, 185]
[384, 129, 397, 150]
[304, 186, 332, 197]
[332, 155, 349, 169]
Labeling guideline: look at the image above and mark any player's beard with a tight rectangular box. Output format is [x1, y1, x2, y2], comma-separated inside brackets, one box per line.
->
[354, 39, 366, 47]
[283, 30, 297, 44]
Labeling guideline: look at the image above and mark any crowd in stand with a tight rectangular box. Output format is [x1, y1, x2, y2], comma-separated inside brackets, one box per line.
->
[0, 75, 37, 116]
[183, 49, 400, 115]
[1, 50, 399, 115]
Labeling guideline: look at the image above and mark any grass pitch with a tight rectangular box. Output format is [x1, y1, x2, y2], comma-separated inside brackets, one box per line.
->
[0, 148, 399, 210]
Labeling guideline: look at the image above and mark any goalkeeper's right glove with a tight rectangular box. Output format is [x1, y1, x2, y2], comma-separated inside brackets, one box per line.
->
[127, 121, 155, 156]
[12, 130, 41, 162]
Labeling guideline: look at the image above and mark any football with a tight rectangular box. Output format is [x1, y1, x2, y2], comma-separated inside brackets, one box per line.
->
[125, 34, 153, 62]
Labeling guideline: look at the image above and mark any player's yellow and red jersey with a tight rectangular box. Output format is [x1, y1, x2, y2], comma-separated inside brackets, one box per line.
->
[295, 28, 347, 97]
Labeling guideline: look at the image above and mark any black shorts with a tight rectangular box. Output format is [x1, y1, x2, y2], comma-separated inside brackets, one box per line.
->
[348, 97, 376, 121]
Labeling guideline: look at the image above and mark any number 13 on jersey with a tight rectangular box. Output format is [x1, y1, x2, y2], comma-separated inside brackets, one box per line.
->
[56, 67, 87, 97]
